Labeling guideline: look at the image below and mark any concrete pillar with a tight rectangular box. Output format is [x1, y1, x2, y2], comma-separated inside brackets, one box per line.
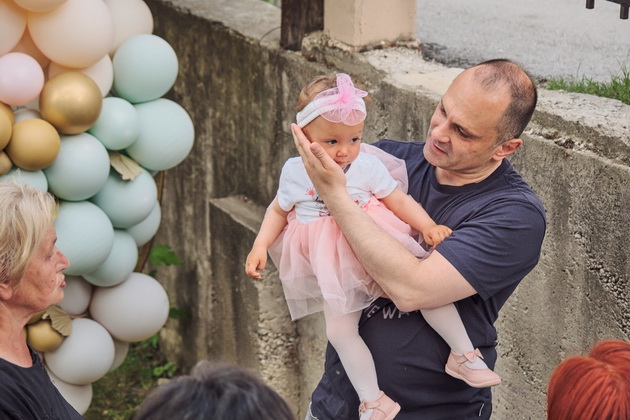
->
[324, 0, 416, 47]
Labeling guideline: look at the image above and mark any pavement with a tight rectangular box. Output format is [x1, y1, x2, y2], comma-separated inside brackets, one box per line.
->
[416, 0, 630, 82]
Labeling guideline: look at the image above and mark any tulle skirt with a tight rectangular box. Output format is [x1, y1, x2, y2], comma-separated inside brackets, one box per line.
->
[268, 196, 429, 320]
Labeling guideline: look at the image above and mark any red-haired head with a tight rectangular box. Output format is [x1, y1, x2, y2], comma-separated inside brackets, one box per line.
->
[547, 340, 630, 420]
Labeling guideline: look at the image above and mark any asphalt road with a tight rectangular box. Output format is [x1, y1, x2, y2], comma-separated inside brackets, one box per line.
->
[416, 0, 630, 82]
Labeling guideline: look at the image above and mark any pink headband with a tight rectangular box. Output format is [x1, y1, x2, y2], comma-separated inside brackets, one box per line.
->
[296, 73, 368, 128]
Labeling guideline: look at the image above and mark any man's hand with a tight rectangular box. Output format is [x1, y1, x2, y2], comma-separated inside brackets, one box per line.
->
[291, 123, 347, 200]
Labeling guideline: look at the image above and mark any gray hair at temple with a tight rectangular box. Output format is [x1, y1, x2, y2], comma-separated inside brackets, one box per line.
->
[472, 58, 538, 144]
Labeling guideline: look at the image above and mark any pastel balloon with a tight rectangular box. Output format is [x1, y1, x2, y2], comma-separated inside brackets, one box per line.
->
[0, 52, 45, 106]
[27, 0, 114, 68]
[0, 167, 48, 191]
[59, 275, 93, 316]
[88, 97, 140, 150]
[112, 34, 178, 104]
[11, 28, 51, 69]
[90, 272, 169, 342]
[14, 0, 67, 13]
[46, 368, 92, 415]
[0, 110, 10, 149]
[126, 99, 194, 171]
[83, 229, 138, 287]
[0, 0, 26, 55]
[0, 102, 14, 125]
[105, 0, 153, 56]
[109, 338, 130, 372]
[55, 200, 114, 276]
[90, 169, 158, 228]
[39, 71, 103, 134]
[14, 107, 41, 123]
[6, 118, 60, 171]
[45, 318, 115, 385]
[43, 132, 110, 201]
[48, 54, 113, 98]
[127, 201, 161, 247]
[0, 151, 11, 175]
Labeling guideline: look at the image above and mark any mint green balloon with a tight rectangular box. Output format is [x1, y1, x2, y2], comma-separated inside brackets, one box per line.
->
[112, 34, 178, 104]
[88, 97, 140, 150]
[83, 229, 138, 287]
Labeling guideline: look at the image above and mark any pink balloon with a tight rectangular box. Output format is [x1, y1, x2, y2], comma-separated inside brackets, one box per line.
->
[104, 0, 153, 56]
[0, 0, 27, 56]
[0, 52, 45, 106]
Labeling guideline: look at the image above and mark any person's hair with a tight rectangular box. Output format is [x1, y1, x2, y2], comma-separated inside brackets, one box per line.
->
[0, 181, 56, 289]
[547, 339, 630, 420]
[471, 58, 538, 144]
[134, 360, 295, 420]
[295, 74, 369, 113]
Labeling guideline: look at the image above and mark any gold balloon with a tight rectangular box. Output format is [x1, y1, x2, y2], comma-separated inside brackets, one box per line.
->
[39, 71, 103, 135]
[6, 118, 61, 170]
[0, 102, 14, 125]
[0, 111, 11, 150]
[0, 151, 12, 175]
[26, 319, 64, 353]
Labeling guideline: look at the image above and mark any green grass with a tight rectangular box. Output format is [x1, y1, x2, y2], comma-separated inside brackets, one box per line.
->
[545, 68, 630, 105]
[83, 334, 178, 420]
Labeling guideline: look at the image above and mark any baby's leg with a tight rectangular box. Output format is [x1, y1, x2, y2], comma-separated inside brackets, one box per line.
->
[421, 303, 501, 387]
[323, 305, 380, 404]
[421, 303, 487, 369]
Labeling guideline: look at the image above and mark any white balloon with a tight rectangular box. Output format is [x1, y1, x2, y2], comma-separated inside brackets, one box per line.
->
[14, 107, 41, 122]
[109, 338, 130, 372]
[90, 272, 169, 342]
[45, 318, 115, 385]
[126, 201, 161, 247]
[46, 368, 92, 415]
[59, 275, 92, 316]
[83, 229, 138, 287]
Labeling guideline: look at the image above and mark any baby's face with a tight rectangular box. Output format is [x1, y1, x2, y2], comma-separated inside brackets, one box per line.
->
[302, 117, 364, 169]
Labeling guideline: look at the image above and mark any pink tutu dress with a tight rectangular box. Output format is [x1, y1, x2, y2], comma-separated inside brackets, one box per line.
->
[268, 145, 429, 320]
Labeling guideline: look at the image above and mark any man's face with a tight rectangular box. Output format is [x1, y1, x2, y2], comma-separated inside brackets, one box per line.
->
[423, 70, 510, 182]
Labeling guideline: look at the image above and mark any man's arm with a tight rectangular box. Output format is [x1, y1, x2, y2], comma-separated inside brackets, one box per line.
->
[291, 124, 476, 311]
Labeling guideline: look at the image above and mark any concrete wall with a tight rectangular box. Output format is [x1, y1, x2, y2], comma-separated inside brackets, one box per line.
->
[144, 0, 630, 418]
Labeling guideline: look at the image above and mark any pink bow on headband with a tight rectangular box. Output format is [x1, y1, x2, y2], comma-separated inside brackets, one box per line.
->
[296, 73, 368, 127]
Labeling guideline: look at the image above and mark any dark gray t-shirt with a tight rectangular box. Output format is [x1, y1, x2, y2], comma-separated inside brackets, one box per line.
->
[310, 140, 546, 420]
[0, 346, 83, 420]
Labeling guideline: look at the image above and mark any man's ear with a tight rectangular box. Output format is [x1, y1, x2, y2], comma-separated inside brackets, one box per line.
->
[494, 138, 522, 160]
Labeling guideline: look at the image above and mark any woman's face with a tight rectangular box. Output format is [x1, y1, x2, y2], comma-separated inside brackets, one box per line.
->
[13, 227, 70, 313]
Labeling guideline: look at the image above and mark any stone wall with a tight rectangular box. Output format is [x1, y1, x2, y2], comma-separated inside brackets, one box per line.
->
[144, 0, 630, 418]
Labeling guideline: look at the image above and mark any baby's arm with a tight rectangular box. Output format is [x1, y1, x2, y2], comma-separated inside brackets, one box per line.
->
[380, 188, 452, 247]
[245, 197, 290, 279]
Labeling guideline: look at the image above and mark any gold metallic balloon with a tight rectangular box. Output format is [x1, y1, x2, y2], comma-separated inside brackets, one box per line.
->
[6, 118, 60, 170]
[0, 151, 12, 175]
[39, 71, 103, 135]
[27, 319, 64, 353]
[0, 111, 11, 150]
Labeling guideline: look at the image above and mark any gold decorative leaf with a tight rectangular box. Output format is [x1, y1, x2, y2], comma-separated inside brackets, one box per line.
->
[109, 151, 143, 180]
[42, 305, 72, 336]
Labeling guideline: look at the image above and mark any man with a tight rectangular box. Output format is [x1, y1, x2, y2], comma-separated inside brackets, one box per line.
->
[292, 59, 546, 419]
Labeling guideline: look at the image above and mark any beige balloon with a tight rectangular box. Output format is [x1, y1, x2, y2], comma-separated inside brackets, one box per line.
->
[39, 71, 102, 134]
[6, 118, 60, 170]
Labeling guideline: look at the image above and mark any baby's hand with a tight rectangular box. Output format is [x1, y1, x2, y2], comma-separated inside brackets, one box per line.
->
[245, 246, 267, 279]
[423, 225, 452, 247]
